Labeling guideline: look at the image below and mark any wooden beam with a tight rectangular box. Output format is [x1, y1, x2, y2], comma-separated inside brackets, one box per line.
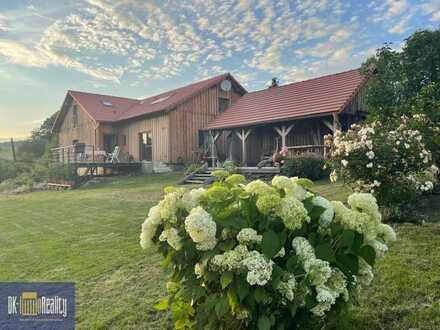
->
[209, 130, 221, 167]
[274, 124, 294, 147]
[323, 119, 334, 132]
[235, 128, 252, 166]
[332, 113, 341, 132]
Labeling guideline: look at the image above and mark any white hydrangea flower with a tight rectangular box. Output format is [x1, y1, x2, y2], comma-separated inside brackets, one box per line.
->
[274, 247, 285, 258]
[241, 251, 273, 286]
[194, 262, 205, 279]
[159, 227, 183, 251]
[210, 245, 249, 272]
[237, 228, 262, 245]
[377, 224, 396, 244]
[366, 162, 373, 168]
[357, 259, 374, 287]
[347, 193, 381, 223]
[181, 187, 206, 211]
[277, 274, 296, 301]
[341, 159, 349, 167]
[185, 206, 217, 250]
[366, 151, 375, 159]
[312, 196, 334, 227]
[277, 196, 310, 231]
[311, 269, 348, 316]
[140, 205, 163, 249]
[158, 192, 182, 222]
[244, 180, 274, 195]
[272, 175, 295, 191]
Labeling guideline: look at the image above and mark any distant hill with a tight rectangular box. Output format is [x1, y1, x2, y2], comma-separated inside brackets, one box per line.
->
[0, 140, 23, 160]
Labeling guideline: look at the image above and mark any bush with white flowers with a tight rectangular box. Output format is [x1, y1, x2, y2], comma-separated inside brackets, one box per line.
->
[325, 117, 437, 209]
[140, 174, 395, 329]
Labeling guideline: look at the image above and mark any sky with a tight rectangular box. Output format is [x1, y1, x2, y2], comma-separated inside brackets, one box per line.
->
[0, 0, 439, 140]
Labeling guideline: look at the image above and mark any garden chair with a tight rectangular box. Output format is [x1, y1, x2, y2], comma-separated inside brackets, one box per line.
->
[108, 146, 120, 163]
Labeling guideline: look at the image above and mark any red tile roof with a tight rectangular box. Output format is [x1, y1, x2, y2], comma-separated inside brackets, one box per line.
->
[204, 69, 367, 130]
[66, 73, 246, 123]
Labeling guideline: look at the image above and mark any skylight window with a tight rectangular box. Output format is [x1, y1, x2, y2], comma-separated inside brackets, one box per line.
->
[150, 95, 171, 105]
[102, 100, 113, 107]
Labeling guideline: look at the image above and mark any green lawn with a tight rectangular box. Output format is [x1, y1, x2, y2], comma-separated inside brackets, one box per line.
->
[0, 174, 439, 329]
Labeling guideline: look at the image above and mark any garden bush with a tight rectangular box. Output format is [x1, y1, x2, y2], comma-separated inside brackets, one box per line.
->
[326, 119, 438, 211]
[140, 174, 395, 329]
[281, 153, 327, 180]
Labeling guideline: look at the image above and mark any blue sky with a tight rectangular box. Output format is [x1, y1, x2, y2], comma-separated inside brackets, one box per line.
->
[0, 0, 439, 140]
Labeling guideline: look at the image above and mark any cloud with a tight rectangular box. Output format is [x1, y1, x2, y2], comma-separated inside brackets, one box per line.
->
[388, 13, 412, 34]
[421, 0, 440, 21]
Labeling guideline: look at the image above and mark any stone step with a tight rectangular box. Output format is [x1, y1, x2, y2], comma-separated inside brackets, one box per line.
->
[185, 179, 206, 184]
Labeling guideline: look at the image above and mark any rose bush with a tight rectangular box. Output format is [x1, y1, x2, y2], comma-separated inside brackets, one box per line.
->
[325, 117, 438, 210]
[140, 174, 395, 329]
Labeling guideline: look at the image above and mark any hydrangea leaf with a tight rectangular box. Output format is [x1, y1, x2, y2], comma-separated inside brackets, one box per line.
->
[254, 287, 267, 303]
[315, 242, 335, 262]
[236, 279, 250, 302]
[215, 296, 229, 318]
[258, 315, 271, 330]
[262, 230, 281, 258]
[154, 298, 169, 311]
[286, 255, 299, 272]
[336, 253, 359, 276]
[221, 271, 234, 289]
[337, 229, 356, 249]
[359, 245, 376, 266]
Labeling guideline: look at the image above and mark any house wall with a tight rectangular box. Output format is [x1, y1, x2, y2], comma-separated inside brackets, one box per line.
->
[58, 100, 97, 147]
[117, 114, 170, 162]
[168, 85, 243, 164]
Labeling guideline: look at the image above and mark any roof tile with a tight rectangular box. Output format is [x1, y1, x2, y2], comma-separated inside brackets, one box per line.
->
[204, 69, 366, 130]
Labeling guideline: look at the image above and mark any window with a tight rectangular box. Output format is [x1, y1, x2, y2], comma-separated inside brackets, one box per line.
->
[139, 132, 152, 161]
[73, 105, 78, 128]
[218, 97, 230, 113]
[121, 134, 127, 146]
[198, 130, 205, 147]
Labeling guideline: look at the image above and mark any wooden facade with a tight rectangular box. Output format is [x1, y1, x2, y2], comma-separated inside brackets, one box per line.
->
[55, 79, 244, 167]
[58, 99, 97, 147]
[168, 85, 242, 163]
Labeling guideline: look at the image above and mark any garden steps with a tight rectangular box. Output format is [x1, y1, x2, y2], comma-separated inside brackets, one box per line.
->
[179, 164, 215, 185]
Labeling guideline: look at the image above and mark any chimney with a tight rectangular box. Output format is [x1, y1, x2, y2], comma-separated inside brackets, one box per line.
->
[269, 77, 279, 88]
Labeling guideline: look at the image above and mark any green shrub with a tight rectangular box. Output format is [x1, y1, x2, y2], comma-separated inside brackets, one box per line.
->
[326, 119, 438, 212]
[140, 175, 395, 329]
[281, 153, 327, 180]
[0, 160, 18, 182]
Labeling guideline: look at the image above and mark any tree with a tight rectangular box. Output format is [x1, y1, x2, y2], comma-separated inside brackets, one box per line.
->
[361, 29, 440, 163]
[17, 112, 58, 160]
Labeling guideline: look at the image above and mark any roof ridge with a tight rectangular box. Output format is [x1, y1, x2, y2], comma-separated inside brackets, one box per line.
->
[139, 73, 229, 101]
[69, 90, 138, 101]
[243, 68, 361, 96]
[116, 73, 237, 120]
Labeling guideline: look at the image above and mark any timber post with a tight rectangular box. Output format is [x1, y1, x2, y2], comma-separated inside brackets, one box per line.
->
[10, 138, 16, 162]
[274, 124, 294, 148]
[235, 128, 252, 166]
[209, 130, 220, 167]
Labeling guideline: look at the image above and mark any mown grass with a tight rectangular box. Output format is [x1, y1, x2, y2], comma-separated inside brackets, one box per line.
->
[0, 174, 439, 329]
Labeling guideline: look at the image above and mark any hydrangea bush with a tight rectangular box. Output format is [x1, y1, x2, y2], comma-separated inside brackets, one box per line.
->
[140, 174, 395, 329]
[325, 118, 438, 209]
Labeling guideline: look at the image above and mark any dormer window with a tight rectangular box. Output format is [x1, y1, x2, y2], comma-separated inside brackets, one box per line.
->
[102, 100, 113, 107]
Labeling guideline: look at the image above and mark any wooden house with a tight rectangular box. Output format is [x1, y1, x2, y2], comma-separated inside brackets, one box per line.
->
[52, 69, 369, 172]
[51, 74, 246, 171]
[203, 69, 369, 166]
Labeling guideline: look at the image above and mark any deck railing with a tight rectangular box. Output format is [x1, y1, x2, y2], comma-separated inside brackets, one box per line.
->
[50, 144, 107, 165]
